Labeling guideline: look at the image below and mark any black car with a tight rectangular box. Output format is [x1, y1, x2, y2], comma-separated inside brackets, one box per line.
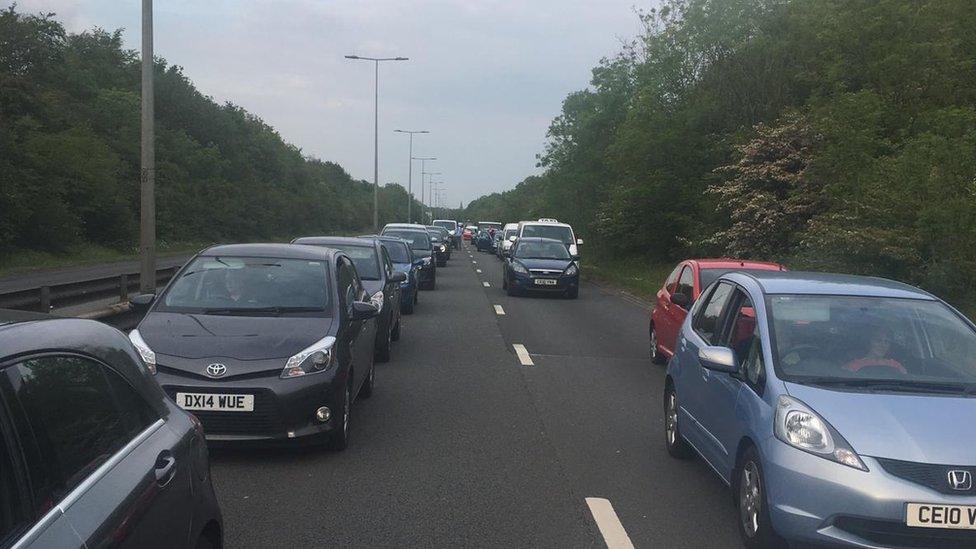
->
[129, 244, 379, 450]
[426, 226, 452, 265]
[292, 236, 406, 362]
[502, 237, 580, 299]
[474, 229, 494, 253]
[381, 224, 437, 290]
[0, 311, 223, 548]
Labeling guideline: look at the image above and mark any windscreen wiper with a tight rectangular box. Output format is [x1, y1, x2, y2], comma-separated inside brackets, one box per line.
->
[202, 306, 324, 315]
[798, 377, 971, 394]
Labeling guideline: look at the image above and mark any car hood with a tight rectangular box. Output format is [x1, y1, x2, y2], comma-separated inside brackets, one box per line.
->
[786, 382, 976, 464]
[139, 311, 334, 361]
[513, 258, 573, 271]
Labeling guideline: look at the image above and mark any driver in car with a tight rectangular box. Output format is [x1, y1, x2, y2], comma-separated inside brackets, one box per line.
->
[843, 326, 907, 374]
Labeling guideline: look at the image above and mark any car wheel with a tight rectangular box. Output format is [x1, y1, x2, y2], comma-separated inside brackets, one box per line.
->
[565, 287, 579, 299]
[194, 535, 215, 549]
[403, 296, 415, 315]
[360, 360, 375, 399]
[502, 276, 508, 290]
[664, 384, 693, 459]
[736, 447, 782, 548]
[506, 283, 519, 297]
[650, 326, 666, 365]
[328, 382, 351, 451]
[437, 259, 446, 267]
[376, 324, 392, 363]
[391, 316, 401, 341]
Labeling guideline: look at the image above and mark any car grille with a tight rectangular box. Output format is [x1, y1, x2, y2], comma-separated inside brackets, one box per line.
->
[833, 516, 976, 548]
[163, 385, 283, 436]
[877, 458, 976, 496]
[528, 269, 563, 275]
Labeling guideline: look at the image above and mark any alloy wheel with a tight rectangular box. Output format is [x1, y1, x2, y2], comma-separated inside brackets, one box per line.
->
[739, 461, 762, 538]
[666, 392, 678, 447]
[650, 329, 659, 361]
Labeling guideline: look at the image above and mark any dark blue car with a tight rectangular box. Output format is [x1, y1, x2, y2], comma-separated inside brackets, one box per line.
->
[370, 235, 420, 314]
[502, 237, 579, 299]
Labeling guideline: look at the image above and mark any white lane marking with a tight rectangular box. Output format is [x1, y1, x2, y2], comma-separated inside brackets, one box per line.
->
[494, 305, 505, 315]
[585, 498, 635, 549]
[472, 260, 477, 264]
[513, 344, 534, 366]
[476, 269, 482, 273]
[482, 281, 490, 287]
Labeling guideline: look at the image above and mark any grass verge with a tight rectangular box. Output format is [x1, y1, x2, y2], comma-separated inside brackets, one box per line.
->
[0, 242, 212, 278]
[581, 253, 672, 303]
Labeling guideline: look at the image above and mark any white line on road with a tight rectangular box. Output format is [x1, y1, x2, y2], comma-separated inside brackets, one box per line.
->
[585, 498, 635, 549]
[513, 344, 534, 366]
[472, 260, 477, 264]
[482, 281, 490, 287]
[494, 305, 505, 315]
[476, 269, 482, 273]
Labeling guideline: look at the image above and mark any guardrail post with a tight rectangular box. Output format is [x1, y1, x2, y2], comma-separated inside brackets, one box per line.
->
[120, 274, 129, 302]
[40, 286, 51, 312]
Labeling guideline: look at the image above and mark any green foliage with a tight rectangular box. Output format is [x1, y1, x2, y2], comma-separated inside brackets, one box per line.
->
[465, 0, 976, 307]
[0, 7, 422, 260]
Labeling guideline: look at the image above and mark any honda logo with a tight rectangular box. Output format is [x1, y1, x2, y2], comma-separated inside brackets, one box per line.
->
[205, 363, 227, 378]
[947, 470, 972, 491]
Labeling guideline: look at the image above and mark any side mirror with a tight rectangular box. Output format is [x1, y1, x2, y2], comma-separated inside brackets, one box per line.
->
[390, 271, 407, 283]
[698, 346, 738, 373]
[351, 301, 379, 320]
[576, 238, 584, 245]
[130, 293, 156, 312]
[670, 292, 690, 308]
[508, 235, 517, 242]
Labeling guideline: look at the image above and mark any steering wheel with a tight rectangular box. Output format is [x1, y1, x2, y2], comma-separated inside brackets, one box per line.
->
[780, 344, 819, 364]
[845, 359, 908, 375]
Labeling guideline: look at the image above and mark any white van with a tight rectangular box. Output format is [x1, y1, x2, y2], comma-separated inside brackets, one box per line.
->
[514, 219, 583, 257]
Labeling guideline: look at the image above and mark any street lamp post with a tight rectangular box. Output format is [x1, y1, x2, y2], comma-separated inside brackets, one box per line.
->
[394, 129, 428, 223]
[345, 54, 408, 232]
[421, 171, 441, 223]
[139, 0, 155, 294]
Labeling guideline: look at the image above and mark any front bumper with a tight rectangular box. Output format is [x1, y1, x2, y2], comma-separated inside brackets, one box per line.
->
[510, 272, 579, 293]
[157, 367, 344, 445]
[763, 437, 976, 547]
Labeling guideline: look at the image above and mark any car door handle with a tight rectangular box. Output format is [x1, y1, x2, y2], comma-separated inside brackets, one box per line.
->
[154, 452, 177, 487]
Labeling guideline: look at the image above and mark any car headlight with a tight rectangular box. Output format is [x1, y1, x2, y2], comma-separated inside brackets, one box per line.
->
[512, 261, 529, 274]
[774, 395, 867, 471]
[281, 336, 336, 379]
[128, 329, 157, 375]
[439, 244, 446, 252]
[564, 264, 578, 277]
[370, 290, 384, 310]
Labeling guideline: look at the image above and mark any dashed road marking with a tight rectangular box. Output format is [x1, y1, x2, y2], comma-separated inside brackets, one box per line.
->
[585, 498, 635, 549]
[494, 305, 505, 315]
[513, 344, 533, 366]
[476, 269, 482, 273]
[472, 260, 477, 264]
[482, 281, 490, 287]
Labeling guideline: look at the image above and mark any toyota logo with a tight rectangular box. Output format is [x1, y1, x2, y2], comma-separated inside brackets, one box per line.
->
[948, 470, 972, 491]
[206, 363, 227, 378]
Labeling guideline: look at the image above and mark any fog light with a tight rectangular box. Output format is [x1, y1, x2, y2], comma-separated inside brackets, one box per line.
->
[315, 406, 331, 423]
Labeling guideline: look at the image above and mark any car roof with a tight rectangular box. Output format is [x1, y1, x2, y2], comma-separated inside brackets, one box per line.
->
[292, 236, 376, 249]
[384, 223, 428, 230]
[432, 219, 456, 223]
[503, 223, 519, 230]
[201, 243, 335, 260]
[519, 220, 572, 228]
[691, 258, 785, 270]
[727, 270, 936, 300]
[516, 237, 565, 244]
[479, 221, 501, 224]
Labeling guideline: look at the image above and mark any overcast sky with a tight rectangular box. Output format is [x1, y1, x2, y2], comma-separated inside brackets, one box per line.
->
[14, 0, 647, 207]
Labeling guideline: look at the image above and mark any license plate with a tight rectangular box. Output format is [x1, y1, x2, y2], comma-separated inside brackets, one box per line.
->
[906, 503, 976, 530]
[534, 278, 557, 286]
[176, 392, 254, 412]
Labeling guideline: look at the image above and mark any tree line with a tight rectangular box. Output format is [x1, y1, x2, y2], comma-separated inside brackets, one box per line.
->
[0, 7, 422, 260]
[464, 0, 976, 307]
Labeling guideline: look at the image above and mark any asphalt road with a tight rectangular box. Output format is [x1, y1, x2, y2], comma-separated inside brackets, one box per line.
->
[210, 243, 741, 548]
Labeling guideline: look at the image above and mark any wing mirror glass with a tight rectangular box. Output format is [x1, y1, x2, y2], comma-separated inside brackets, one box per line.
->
[130, 293, 156, 312]
[576, 238, 584, 245]
[698, 346, 738, 373]
[509, 235, 517, 242]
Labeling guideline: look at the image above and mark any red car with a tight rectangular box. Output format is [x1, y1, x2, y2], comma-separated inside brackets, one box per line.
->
[462, 227, 475, 241]
[649, 258, 786, 364]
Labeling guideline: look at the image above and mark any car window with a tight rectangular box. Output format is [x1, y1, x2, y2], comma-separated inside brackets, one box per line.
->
[725, 291, 765, 393]
[520, 224, 574, 244]
[382, 230, 431, 250]
[337, 258, 354, 316]
[5, 355, 154, 514]
[326, 245, 380, 280]
[664, 264, 682, 293]
[694, 282, 734, 345]
[382, 242, 412, 263]
[676, 266, 694, 305]
[0, 411, 28, 545]
[380, 247, 393, 277]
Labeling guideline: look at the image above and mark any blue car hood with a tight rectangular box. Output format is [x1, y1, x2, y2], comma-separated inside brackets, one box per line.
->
[514, 258, 573, 271]
[786, 382, 976, 464]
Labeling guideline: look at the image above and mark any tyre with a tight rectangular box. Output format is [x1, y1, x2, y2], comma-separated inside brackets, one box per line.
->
[735, 447, 783, 548]
[402, 295, 415, 315]
[565, 287, 579, 299]
[650, 325, 666, 364]
[664, 384, 693, 459]
[328, 382, 351, 451]
[506, 283, 519, 297]
[359, 360, 375, 399]
[502, 276, 508, 290]
[194, 535, 215, 549]
[391, 316, 401, 341]
[375, 323, 392, 363]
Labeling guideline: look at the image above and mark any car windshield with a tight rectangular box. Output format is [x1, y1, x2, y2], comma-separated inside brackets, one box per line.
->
[325, 245, 380, 280]
[433, 221, 457, 231]
[160, 257, 331, 315]
[769, 295, 976, 392]
[504, 229, 517, 238]
[515, 241, 571, 260]
[520, 224, 573, 244]
[382, 242, 412, 263]
[428, 227, 450, 238]
[383, 230, 431, 250]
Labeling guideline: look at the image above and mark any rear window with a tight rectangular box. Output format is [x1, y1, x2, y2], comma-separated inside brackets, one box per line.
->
[382, 242, 412, 263]
[433, 220, 457, 231]
[383, 230, 431, 250]
[160, 256, 332, 315]
[520, 224, 573, 244]
[326, 245, 380, 280]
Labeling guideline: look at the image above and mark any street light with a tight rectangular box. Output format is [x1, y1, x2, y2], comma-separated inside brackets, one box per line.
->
[394, 129, 428, 222]
[421, 171, 441, 214]
[139, 0, 155, 293]
[345, 54, 408, 232]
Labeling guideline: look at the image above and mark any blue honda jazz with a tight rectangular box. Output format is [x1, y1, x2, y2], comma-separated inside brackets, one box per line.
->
[664, 270, 976, 547]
